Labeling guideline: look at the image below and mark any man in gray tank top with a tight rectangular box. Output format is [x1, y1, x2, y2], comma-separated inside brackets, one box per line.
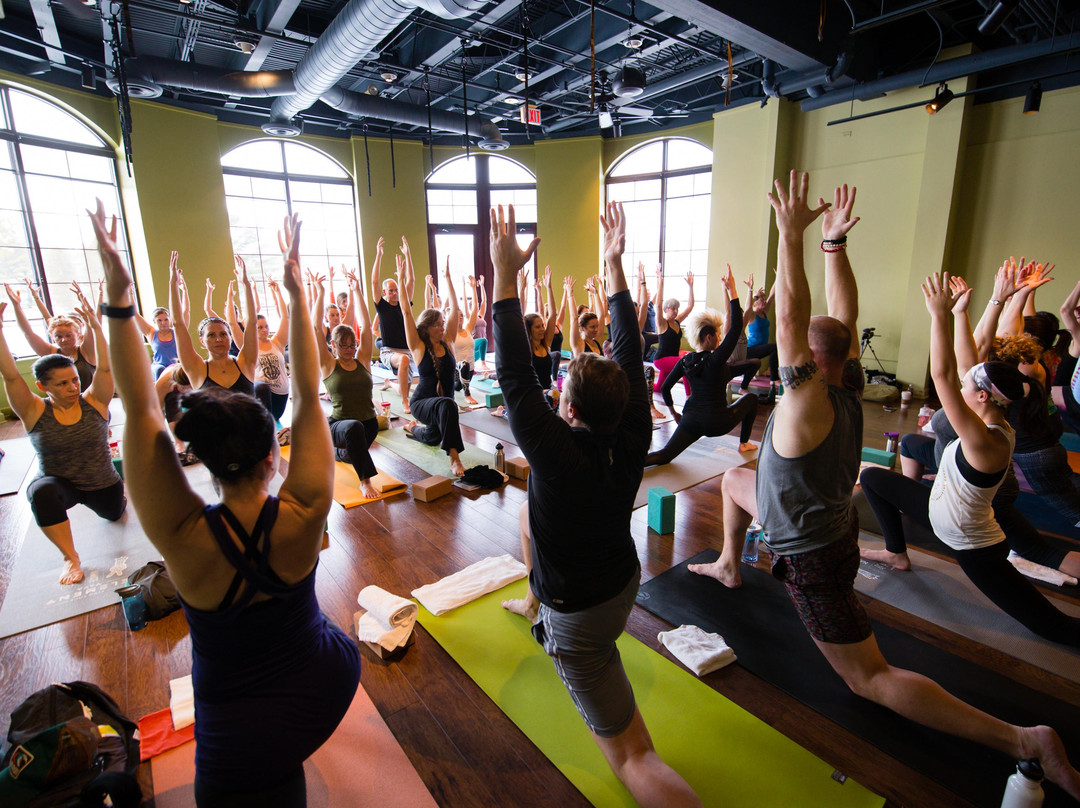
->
[689, 172, 1080, 797]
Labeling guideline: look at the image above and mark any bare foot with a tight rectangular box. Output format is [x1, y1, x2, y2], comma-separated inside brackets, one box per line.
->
[359, 480, 379, 500]
[502, 595, 538, 622]
[404, 420, 419, 435]
[450, 457, 466, 477]
[380, 380, 392, 391]
[651, 406, 666, 421]
[402, 402, 411, 415]
[1020, 725, 1080, 800]
[860, 547, 911, 571]
[688, 559, 741, 588]
[59, 559, 84, 585]
[738, 441, 757, 453]
[465, 395, 479, 405]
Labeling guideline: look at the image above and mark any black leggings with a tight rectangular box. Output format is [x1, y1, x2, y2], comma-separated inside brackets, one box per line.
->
[328, 417, 378, 480]
[409, 396, 465, 454]
[859, 467, 1080, 647]
[194, 765, 305, 808]
[739, 342, 779, 385]
[27, 476, 126, 528]
[646, 393, 757, 466]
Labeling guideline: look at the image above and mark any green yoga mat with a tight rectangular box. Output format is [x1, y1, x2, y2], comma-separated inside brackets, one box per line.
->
[375, 427, 495, 477]
[417, 580, 883, 808]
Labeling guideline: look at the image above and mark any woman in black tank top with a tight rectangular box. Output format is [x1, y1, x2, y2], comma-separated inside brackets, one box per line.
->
[653, 265, 695, 360]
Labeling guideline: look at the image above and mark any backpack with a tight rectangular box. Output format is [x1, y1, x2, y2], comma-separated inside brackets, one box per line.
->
[127, 561, 180, 621]
[0, 682, 141, 808]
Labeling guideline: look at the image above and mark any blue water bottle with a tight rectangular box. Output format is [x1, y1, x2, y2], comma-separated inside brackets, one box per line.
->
[742, 521, 762, 564]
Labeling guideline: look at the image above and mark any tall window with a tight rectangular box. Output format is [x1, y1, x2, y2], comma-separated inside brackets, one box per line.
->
[605, 138, 712, 307]
[222, 140, 359, 328]
[0, 86, 128, 357]
[425, 154, 537, 314]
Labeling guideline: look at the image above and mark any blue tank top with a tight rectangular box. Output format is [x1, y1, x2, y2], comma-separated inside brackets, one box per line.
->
[150, 329, 178, 367]
[747, 315, 770, 348]
[179, 497, 361, 787]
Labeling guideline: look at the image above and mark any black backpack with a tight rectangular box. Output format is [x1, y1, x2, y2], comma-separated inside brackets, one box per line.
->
[1, 682, 141, 807]
[127, 561, 180, 621]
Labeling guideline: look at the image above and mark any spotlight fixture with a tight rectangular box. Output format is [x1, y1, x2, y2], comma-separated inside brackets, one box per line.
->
[514, 67, 530, 82]
[1023, 81, 1042, 114]
[177, 0, 192, 4]
[380, 71, 398, 83]
[81, 62, 96, 89]
[504, 96, 523, 105]
[622, 35, 644, 49]
[234, 38, 256, 55]
[612, 64, 646, 98]
[977, 0, 1020, 36]
[926, 84, 954, 114]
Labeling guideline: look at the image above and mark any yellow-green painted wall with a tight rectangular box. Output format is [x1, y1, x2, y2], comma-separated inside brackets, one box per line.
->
[535, 137, 604, 281]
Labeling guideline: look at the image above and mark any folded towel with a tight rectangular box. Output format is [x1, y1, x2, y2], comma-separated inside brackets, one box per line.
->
[412, 554, 528, 616]
[356, 585, 418, 651]
[657, 624, 737, 677]
[169, 674, 194, 730]
[138, 707, 195, 761]
[1008, 551, 1078, 587]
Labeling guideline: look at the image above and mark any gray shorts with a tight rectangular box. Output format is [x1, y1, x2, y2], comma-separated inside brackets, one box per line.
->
[531, 572, 639, 738]
[378, 346, 416, 380]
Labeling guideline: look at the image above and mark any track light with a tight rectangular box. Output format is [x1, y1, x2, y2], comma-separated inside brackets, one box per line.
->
[1023, 82, 1042, 114]
[977, 0, 1020, 36]
[81, 63, 96, 89]
[926, 84, 954, 114]
[380, 71, 398, 83]
[612, 64, 646, 98]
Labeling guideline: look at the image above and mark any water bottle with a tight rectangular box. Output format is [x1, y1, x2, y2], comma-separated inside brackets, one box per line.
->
[742, 522, 762, 564]
[901, 385, 913, 408]
[494, 443, 505, 474]
[884, 432, 898, 453]
[116, 584, 147, 631]
[1001, 759, 1044, 808]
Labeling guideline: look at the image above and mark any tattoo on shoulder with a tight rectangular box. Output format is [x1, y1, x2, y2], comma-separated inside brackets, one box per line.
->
[779, 361, 820, 390]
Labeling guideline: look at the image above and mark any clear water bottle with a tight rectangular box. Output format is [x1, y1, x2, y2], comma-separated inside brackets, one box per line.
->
[494, 443, 505, 474]
[1001, 759, 1044, 808]
[742, 521, 762, 564]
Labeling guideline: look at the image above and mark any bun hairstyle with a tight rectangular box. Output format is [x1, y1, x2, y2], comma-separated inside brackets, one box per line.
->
[1022, 314, 1057, 352]
[174, 388, 275, 482]
[32, 353, 76, 383]
[578, 311, 598, 332]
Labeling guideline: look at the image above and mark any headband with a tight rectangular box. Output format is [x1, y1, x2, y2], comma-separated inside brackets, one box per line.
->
[970, 362, 1028, 408]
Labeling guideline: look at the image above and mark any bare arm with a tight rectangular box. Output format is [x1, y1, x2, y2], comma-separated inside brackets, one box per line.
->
[973, 261, 1021, 359]
[349, 269, 373, 365]
[566, 277, 584, 355]
[947, 276, 979, 376]
[477, 281, 487, 320]
[25, 278, 52, 322]
[268, 279, 290, 353]
[678, 271, 695, 322]
[464, 275, 480, 334]
[68, 282, 97, 366]
[223, 279, 242, 345]
[400, 236, 415, 301]
[203, 278, 218, 320]
[399, 254, 424, 358]
[0, 302, 45, 426]
[172, 265, 206, 388]
[1061, 278, 1080, 358]
[77, 303, 112, 411]
[369, 236, 386, 304]
[442, 260, 460, 343]
[820, 184, 861, 358]
[636, 273, 649, 332]
[4, 284, 54, 356]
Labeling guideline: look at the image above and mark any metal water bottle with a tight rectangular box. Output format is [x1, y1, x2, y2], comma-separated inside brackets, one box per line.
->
[1001, 760, 1044, 808]
[494, 443, 505, 474]
[742, 521, 762, 564]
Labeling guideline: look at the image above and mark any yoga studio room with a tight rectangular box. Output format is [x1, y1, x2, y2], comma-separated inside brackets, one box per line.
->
[2, 0, 1080, 806]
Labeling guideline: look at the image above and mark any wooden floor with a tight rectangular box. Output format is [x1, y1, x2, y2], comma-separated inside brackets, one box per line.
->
[1, 391, 1078, 808]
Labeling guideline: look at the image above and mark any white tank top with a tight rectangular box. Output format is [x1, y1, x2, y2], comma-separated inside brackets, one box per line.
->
[454, 331, 474, 364]
[927, 424, 1014, 551]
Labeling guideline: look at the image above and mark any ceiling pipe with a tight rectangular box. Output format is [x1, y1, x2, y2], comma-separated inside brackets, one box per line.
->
[111, 56, 295, 97]
[761, 58, 780, 97]
[800, 31, 1080, 111]
[267, 0, 486, 132]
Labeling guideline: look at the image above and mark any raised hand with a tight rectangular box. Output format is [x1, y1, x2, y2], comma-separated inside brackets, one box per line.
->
[949, 275, 973, 315]
[819, 183, 860, 241]
[922, 271, 955, 318]
[375, 236, 385, 255]
[205, 278, 215, 292]
[277, 213, 303, 295]
[233, 254, 249, 285]
[23, 278, 40, 297]
[88, 198, 131, 304]
[399, 235, 411, 259]
[686, 271, 694, 287]
[466, 274, 477, 289]
[394, 253, 404, 285]
[4, 284, 20, 305]
[723, 264, 738, 300]
[563, 275, 575, 293]
[744, 273, 754, 292]
[767, 170, 830, 236]
[1024, 261, 1055, 290]
[992, 260, 1022, 303]
[599, 201, 626, 266]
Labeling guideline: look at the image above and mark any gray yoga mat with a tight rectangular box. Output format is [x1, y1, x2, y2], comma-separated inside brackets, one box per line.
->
[457, 407, 518, 445]
[0, 438, 36, 496]
[633, 433, 756, 509]
[855, 533, 1080, 684]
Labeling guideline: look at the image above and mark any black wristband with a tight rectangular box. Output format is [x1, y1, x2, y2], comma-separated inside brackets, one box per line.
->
[99, 303, 136, 319]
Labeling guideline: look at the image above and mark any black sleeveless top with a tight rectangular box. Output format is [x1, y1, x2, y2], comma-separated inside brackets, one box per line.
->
[201, 358, 254, 397]
[411, 343, 456, 404]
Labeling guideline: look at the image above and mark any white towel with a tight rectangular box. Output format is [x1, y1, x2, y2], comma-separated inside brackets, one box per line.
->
[412, 554, 527, 616]
[657, 624, 737, 677]
[1008, 551, 1078, 587]
[169, 674, 195, 730]
[356, 585, 418, 651]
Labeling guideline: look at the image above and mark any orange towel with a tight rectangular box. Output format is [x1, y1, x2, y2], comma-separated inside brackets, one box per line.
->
[138, 707, 195, 761]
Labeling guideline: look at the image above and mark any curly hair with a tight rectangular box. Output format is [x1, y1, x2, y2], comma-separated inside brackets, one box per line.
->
[990, 334, 1042, 367]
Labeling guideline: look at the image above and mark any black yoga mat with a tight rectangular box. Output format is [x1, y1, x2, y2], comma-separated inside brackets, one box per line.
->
[1016, 490, 1080, 543]
[637, 552, 1080, 807]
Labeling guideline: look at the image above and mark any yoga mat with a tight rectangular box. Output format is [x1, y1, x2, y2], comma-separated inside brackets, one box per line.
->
[374, 427, 494, 478]
[634, 433, 756, 509]
[1016, 490, 1080, 542]
[458, 407, 518, 445]
[417, 580, 882, 808]
[637, 554, 1080, 807]
[0, 465, 279, 639]
[855, 533, 1080, 684]
[0, 437, 36, 496]
[151, 682, 438, 808]
[280, 446, 407, 508]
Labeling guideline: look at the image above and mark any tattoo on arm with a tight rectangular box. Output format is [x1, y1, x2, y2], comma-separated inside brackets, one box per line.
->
[779, 360, 820, 390]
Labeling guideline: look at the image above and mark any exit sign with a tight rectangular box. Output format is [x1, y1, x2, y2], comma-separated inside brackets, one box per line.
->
[519, 104, 541, 125]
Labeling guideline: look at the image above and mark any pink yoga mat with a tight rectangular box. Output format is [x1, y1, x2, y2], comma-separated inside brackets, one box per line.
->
[151, 682, 437, 808]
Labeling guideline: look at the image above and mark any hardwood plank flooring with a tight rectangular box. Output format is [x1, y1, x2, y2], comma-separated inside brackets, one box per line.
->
[0, 393, 1077, 808]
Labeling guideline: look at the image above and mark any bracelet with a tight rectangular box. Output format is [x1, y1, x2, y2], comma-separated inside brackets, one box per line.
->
[99, 303, 136, 319]
[989, 298, 1004, 307]
[820, 239, 848, 253]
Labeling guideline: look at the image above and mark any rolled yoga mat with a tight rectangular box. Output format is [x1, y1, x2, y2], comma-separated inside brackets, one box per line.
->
[417, 579, 883, 808]
[636, 553, 1080, 807]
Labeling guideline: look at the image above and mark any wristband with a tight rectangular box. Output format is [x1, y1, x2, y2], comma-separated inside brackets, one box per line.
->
[989, 298, 1004, 307]
[820, 239, 848, 253]
[99, 303, 136, 319]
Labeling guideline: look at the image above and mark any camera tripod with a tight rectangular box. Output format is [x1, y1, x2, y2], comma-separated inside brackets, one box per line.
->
[860, 330, 889, 378]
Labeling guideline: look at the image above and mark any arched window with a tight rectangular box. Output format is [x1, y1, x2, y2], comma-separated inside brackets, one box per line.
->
[0, 86, 129, 357]
[605, 138, 712, 308]
[425, 154, 537, 316]
[222, 141, 359, 327]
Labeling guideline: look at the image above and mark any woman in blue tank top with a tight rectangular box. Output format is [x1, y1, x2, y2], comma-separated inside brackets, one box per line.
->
[91, 205, 360, 807]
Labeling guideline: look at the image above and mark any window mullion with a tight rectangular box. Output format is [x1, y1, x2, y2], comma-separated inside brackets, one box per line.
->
[9, 140, 52, 315]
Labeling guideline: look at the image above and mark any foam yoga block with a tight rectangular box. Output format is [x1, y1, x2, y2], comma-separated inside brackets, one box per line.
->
[861, 447, 896, 468]
[648, 487, 675, 534]
[505, 456, 530, 481]
[470, 377, 504, 407]
[413, 475, 453, 502]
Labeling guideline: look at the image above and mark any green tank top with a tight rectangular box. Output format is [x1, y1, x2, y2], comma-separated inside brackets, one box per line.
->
[324, 362, 376, 422]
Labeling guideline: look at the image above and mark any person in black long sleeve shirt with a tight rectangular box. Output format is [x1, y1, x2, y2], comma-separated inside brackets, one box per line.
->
[647, 269, 758, 466]
[491, 203, 701, 808]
